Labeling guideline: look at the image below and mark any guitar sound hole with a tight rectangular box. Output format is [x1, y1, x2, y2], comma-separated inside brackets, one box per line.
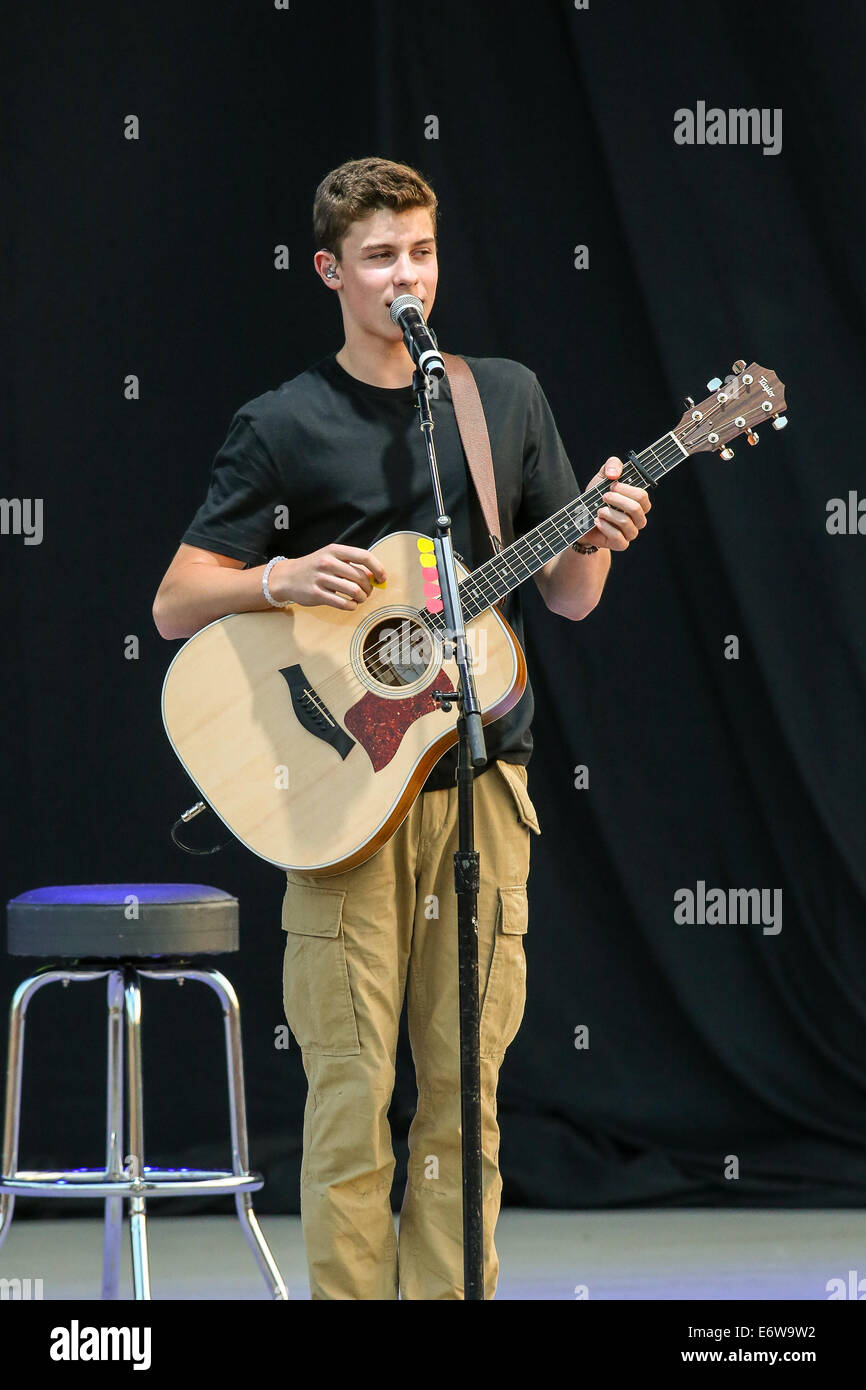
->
[362, 617, 436, 688]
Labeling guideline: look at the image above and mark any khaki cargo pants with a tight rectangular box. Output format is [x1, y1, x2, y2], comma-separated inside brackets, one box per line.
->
[280, 758, 541, 1300]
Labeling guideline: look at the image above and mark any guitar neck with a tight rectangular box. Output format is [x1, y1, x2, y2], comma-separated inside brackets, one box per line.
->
[454, 429, 689, 620]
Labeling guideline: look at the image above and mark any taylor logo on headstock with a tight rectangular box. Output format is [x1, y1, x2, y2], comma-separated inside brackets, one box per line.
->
[674, 361, 788, 459]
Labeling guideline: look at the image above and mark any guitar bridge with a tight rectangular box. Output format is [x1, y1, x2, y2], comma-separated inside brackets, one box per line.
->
[279, 664, 356, 760]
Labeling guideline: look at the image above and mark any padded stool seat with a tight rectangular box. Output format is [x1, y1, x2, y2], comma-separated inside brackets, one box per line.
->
[7, 882, 238, 958]
[0, 883, 287, 1300]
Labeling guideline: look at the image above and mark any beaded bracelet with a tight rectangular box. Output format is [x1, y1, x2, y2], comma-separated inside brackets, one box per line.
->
[262, 555, 294, 608]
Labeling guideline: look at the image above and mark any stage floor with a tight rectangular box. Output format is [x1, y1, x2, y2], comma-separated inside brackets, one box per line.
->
[1, 1207, 863, 1300]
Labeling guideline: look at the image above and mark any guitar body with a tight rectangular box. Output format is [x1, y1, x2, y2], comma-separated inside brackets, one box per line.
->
[162, 531, 527, 876]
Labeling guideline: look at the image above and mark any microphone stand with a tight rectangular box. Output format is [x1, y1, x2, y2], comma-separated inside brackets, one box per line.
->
[411, 363, 488, 1301]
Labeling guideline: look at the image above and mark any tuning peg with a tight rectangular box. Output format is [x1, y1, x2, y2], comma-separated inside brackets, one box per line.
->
[706, 377, 723, 391]
[746, 430, 759, 445]
[771, 415, 788, 430]
[683, 395, 695, 410]
[720, 446, 735, 460]
[732, 360, 746, 373]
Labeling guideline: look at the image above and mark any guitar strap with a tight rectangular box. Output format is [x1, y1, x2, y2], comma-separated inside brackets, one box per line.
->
[440, 352, 502, 556]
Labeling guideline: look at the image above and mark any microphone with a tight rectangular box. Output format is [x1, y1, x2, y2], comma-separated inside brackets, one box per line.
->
[389, 294, 446, 379]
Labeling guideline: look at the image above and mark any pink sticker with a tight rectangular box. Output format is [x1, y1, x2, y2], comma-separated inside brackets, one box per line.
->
[418, 545, 443, 613]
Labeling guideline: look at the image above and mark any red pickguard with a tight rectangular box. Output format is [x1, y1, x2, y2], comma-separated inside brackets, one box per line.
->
[344, 675, 457, 771]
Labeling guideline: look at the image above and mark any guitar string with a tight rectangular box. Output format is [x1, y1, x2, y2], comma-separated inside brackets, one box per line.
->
[307, 476, 646, 696]
[303, 395, 769, 701]
[307, 425, 708, 695]
[306, 421, 730, 700]
[307, 447, 684, 699]
[310, 398, 760, 698]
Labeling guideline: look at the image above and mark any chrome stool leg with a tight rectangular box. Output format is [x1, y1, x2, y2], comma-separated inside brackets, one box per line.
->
[233, 1191, 288, 1301]
[123, 969, 151, 1300]
[102, 970, 125, 1299]
[0, 971, 96, 1252]
[0, 976, 31, 1253]
[141, 966, 288, 1300]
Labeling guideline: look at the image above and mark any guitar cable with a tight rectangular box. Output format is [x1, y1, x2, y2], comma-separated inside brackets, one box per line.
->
[170, 800, 234, 856]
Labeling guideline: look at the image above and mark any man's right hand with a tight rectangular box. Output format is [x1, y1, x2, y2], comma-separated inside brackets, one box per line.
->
[268, 544, 388, 610]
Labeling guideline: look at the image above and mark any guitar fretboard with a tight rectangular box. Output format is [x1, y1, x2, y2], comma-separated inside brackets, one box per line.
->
[422, 430, 688, 628]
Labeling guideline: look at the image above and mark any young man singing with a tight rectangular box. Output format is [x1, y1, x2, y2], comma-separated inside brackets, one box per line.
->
[152, 156, 651, 1299]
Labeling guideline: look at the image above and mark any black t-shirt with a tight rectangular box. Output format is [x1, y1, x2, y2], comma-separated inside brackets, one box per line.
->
[181, 352, 581, 792]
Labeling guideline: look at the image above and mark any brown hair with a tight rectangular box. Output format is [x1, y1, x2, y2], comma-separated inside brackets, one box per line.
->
[313, 156, 438, 261]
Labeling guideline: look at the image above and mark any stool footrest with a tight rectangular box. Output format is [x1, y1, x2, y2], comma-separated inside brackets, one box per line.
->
[0, 1167, 264, 1198]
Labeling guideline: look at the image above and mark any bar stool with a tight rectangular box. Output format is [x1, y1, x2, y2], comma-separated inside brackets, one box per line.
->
[0, 883, 288, 1300]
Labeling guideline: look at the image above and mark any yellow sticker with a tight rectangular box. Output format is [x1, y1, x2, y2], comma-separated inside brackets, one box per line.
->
[416, 537, 444, 613]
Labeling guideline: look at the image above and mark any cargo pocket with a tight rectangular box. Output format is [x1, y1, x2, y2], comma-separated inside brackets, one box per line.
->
[495, 760, 541, 835]
[281, 877, 360, 1056]
[480, 885, 528, 1059]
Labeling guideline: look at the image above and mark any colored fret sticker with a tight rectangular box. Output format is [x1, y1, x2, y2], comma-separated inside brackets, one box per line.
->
[417, 537, 443, 613]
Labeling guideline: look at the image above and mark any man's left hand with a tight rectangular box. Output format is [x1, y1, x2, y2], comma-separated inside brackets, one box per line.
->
[580, 456, 651, 552]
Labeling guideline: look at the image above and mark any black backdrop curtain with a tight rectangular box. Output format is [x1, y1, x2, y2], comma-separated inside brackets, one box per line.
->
[2, 0, 865, 1215]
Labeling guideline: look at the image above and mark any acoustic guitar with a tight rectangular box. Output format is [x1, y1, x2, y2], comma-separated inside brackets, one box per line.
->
[162, 361, 787, 876]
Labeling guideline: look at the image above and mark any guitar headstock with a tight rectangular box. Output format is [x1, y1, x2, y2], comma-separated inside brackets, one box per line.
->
[674, 361, 787, 459]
